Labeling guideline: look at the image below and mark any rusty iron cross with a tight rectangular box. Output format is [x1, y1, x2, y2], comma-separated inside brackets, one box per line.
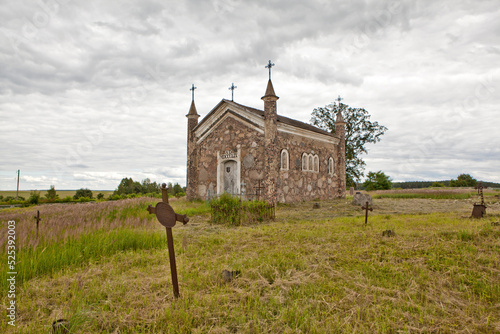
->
[361, 201, 373, 225]
[475, 182, 485, 205]
[265, 60, 275, 80]
[228, 83, 237, 101]
[254, 180, 265, 200]
[147, 183, 189, 298]
[190, 84, 197, 101]
[33, 210, 41, 239]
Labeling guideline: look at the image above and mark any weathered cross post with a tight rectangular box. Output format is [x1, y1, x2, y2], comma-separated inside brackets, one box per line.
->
[33, 210, 41, 239]
[147, 183, 189, 298]
[361, 201, 373, 225]
[254, 180, 265, 200]
[471, 182, 487, 218]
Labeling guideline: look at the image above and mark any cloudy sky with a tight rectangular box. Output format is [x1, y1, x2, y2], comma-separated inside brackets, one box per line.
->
[1, 0, 499, 191]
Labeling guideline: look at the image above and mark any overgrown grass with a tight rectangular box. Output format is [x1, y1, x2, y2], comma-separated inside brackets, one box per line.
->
[1, 197, 500, 333]
[0, 229, 166, 294]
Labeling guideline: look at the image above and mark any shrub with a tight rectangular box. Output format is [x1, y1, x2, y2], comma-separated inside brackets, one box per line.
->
[431, 182, 445, 187]
[210, 193, 273, 226]
[45, 185, 59, 201]
[28, 191, 40, 205]
[74, 188, 93, 200]
[97, 193, 104, 200]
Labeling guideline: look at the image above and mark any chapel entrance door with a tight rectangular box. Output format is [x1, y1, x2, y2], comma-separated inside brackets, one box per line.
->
[223, 160, 237, 195]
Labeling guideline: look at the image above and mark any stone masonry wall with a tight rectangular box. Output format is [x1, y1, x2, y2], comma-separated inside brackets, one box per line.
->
[196, 116, 265, 199]
[195, 114, 342, 203]
[276, 132, 342, 202]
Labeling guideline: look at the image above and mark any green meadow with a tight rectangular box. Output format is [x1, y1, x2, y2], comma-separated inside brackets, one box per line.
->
[1, 193, 499, 333]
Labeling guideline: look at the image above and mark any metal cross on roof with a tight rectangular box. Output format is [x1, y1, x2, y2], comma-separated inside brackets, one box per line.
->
[265, 60, 275, 80]
[228, 82, 237, 101]
[190, 84, 197, 101]
[336, 95, 343, 105]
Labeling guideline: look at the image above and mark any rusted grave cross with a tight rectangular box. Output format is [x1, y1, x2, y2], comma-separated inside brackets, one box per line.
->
[254, 180, 265, 200]
[361, 201, 373, 225]
[33, 210, 41, 239]
[475, 182, 485, 205]
[472, 182, 487, 218]
[147, 183, 189, 298]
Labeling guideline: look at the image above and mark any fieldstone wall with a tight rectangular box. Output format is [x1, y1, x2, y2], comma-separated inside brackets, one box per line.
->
[276, 132, 342, 202]
[193, 113, 345, 203]
[196, 116, 265, 199]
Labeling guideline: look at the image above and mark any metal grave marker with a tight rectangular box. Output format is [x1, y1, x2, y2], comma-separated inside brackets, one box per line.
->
[147, 183, 189, 298]
[33, 210, 41, 239]
[361, 201, 373, 225]
[471, 182, 487, 218]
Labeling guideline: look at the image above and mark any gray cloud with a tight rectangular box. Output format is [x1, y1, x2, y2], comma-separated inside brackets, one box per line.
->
[0, 0, 499, 190]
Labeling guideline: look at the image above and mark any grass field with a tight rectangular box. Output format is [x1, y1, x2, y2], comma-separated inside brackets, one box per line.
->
[0, 190, 114, 200]
[1, 191, 499, 333]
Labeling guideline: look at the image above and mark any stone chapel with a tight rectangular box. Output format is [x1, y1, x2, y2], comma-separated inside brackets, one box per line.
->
[186, 77, 346, 204]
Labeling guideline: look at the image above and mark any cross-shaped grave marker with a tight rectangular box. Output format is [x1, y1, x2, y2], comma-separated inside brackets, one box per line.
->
[33, 210, 41, 239]
[254, 180, 265, 200]
[147, 183, 189, 298]
[361, 201, 373, 225]
[472, 182, 487, 218]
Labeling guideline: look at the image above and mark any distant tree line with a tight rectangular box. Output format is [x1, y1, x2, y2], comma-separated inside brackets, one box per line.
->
[112, 178, 186, 198]
[392, 174, 499, 189]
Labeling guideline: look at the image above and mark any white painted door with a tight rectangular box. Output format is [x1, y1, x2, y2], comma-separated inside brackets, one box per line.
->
[223, 160, 237, 194]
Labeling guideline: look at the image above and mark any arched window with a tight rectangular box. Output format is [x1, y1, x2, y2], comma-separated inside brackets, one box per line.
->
[308, 155, 313, 171]
[314, 155, 319, 172]
[328, 157, 335, 175]
[302, 153, 308, 171]
[281, 149, 289, 171]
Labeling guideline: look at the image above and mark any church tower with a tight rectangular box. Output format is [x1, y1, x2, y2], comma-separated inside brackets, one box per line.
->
[262, 74, 279, 205]
[335, 108, 346, 198]
[186, 85, 200, 200]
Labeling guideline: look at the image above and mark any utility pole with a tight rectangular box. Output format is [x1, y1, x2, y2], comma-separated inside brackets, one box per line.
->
[16, 170, 20, 200]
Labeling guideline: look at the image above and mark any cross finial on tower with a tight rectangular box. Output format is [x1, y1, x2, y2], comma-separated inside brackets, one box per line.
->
[336, 95, 343, 105]
[190, 84, 197, 101]
[228, 83, 237, 101]
[265, 60, 275, 80]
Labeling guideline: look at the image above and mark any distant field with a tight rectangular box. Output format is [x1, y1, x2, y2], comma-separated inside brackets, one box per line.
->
[0, 190, 114, 199]
[1, 191, 499, 333]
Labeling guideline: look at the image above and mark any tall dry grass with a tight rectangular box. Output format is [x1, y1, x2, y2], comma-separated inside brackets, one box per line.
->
[0, 198, 158, 251]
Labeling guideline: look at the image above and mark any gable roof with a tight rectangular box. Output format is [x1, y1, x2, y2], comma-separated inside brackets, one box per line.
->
[194, 99, 337, 139]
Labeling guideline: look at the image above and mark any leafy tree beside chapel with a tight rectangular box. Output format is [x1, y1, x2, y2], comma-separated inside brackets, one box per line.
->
[310, 101, 388, 187]
[363, 171, 392, 191]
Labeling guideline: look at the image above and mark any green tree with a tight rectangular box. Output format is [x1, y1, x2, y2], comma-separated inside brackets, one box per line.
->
[449, 173, 477, 187]
[141, 178, 160, 194]
[97, 193, 104, 200]
[114, 177, 141, 195]
[363, 171, 392, 191]
[311, 102, 388, 187]
[45, 185, 59, 201]
[28, 191, 41, 204]
[74, 188, 93, 199]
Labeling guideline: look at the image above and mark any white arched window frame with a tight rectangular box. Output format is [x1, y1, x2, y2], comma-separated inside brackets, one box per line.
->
[314, 155, 319, 173]
[281, 149, 289, 171]
[302, 153, 308, 171]
[328, 157, 335, 175]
